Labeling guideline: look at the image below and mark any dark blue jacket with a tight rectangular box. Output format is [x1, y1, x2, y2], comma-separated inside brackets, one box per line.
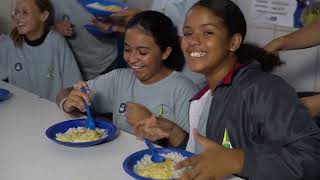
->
[206, 62, 320, 180]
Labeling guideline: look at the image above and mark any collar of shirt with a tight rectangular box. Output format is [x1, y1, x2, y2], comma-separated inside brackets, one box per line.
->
[190, 63, 245, 101]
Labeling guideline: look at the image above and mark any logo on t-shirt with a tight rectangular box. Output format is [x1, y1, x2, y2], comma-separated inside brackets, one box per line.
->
[222, 128, 233, 149]
[46, 64, 55, 79]
[158, 104, 166, 118]
[14, 63, 23, 72]
[119, 102, 127, 115]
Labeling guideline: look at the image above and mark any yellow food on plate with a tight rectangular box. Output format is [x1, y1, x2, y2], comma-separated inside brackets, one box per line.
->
[56, 127, 107, 143]
[104, 5, 122, 12]
[134, 152, 189, 179]
[135, 159, 174, 179]
[86, 2, 122, 12]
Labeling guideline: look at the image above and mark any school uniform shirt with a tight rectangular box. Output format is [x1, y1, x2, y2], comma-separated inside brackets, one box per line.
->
[149, 0, 199, 36]
[0, 34, 8, 80]
[0, 31, 82, 101]
[87, 68, 198, 133]
[52, 0, 118, 80]
[186, 85, 211, 153]
[202, 62, 320, 180]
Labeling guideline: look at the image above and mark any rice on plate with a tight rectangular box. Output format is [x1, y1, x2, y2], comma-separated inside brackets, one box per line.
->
[56, 127, 107, 143]
[134, 152, 190, 179]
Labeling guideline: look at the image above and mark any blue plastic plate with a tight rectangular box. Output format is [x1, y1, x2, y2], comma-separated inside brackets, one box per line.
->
[123, 148, 193, 180]
[84, 24, 112, 37]
[46, 118, 118, 147]
[79, 0, 128, 17]
[0, 88, 10, 101]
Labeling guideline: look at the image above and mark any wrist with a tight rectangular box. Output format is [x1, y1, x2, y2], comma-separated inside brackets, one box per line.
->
[168, 125, 186, 147]
[228, 149, 244, 174]
[277, 36, 286, 51]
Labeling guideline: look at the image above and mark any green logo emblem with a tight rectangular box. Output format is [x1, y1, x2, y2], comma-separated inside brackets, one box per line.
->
[158, 104, 165, 118]
[222, 128, 233, 149]
[46, 64, 55, 79]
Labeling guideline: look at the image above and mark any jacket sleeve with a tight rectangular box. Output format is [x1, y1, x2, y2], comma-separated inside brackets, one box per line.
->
[240, 75, 320, 180]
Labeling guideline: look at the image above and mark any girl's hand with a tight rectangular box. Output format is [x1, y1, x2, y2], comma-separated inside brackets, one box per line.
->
[63, 81, 91, 113]
[133, 115, 171, 141]
[176, 129, 244, 180]
[264, 37, 284, 53]
[92, 8, 140, 33]
[53, 21, 73, 37]
[125, 102, 152, 126]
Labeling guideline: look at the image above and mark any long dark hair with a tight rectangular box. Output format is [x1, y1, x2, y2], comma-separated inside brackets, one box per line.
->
[125, 11, 185, 71]
[10, 0, 54, 47]
[194, 0, 284, 71]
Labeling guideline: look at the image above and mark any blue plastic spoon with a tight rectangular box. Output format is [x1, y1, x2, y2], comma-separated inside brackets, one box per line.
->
[144, 139, 165, 163]
[81, 87, 96, 130]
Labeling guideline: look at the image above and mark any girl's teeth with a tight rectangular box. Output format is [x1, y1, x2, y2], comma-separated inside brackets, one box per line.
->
[131, 65, 144, 69]
[190, 52, 205, 57]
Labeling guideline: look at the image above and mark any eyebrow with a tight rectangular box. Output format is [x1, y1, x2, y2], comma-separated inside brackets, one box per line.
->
[124, 43, 151, 50]
[184, 23, 220, 29]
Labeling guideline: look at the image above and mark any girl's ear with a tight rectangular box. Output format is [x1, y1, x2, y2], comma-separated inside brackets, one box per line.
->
[229, 33, 242, 52]
[161, 47, 172, 61]
[40, 10, 49, 22]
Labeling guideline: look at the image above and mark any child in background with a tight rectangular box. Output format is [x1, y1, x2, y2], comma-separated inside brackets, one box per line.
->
[0, 0, 81, 101]
[56, 11, 198, 134]
[52, 0, 127, 81]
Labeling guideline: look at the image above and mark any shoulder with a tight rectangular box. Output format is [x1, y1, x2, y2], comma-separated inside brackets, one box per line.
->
[172, 71, 197, 84]
[236, 63, 296, 98]
[92, 68, 134, 83]
[169, 71, 199, 92]
[46, 30, 67, 43]
[0, 34, 11, 47]
[45, 31, 71, 50]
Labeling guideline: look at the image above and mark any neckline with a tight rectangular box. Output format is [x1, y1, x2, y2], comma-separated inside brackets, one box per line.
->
[24, 29, 50, 47]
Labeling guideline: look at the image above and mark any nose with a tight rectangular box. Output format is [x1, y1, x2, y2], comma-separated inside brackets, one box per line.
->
[125, 50, 139, 64]
[186, 34, 201, 46]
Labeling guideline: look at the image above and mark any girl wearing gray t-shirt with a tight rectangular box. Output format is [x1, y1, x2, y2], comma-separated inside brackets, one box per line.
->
[57, 11, 198, 135]
[0, 0, 82, 101]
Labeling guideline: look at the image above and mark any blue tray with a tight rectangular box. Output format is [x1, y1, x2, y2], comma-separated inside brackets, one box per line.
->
[79, 0, 127, 17]
[123, 147, 193, 180]
[84, 24, 112, 37]
[46, 118, 118, 147]
[0, 88, 10, 101]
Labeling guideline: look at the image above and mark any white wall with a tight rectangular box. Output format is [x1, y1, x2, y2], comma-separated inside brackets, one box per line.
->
[236, 0, 320, 92]
[1, 0, 319, 92]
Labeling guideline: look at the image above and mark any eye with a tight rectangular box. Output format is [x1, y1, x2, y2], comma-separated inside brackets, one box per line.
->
[139, 51, 148, 56]
[124, 48, 131, 52]
[183, 32, 192, 37]
[204, 31, 214, 36]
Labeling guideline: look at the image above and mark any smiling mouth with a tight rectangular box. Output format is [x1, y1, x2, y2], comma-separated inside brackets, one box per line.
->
[190, 52, 206, 57]
[130, 65, 145, 69]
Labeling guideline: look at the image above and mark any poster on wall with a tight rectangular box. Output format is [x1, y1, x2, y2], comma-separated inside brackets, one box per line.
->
[251, 0, 320, 28]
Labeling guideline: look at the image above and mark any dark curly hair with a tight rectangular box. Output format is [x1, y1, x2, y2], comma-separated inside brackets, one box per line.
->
[125, 11, 185, 71]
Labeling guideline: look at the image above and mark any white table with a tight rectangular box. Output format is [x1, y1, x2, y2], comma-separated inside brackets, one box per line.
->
[0, 81, 244, 180]
[0, 81, 147, 180]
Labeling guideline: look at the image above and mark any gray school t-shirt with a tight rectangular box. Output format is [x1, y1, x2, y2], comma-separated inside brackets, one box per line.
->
[0, 31, 82, 101]
[87, 69, 198, 133]
[52, 0, 118, 80]
[0, 34, 8, 80]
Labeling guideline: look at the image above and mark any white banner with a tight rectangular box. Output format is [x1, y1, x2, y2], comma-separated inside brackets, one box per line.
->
[251, 0, 297, 27]
[251, 0, 320, 28]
